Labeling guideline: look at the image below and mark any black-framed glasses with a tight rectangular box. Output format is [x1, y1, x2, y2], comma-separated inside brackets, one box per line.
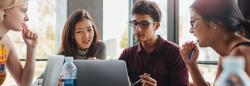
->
[190, 18, 201, 28]
[129, 20, 154, 29]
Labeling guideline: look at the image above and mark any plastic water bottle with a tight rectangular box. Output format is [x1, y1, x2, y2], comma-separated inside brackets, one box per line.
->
[59, 57, 77, 86]
[215, 56, 250, 86]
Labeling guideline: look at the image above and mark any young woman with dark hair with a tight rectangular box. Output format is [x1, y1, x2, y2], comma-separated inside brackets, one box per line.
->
[181, 0, 250, 85]
[59, 9, 106, 59]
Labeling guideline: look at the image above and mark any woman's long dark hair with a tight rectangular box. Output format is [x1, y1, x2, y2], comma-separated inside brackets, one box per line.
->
[60, 9, 100, 58]
[191, 0, 250, 38]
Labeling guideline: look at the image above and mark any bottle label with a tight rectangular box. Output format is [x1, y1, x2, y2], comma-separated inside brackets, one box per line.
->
[62, 79, 77, 86]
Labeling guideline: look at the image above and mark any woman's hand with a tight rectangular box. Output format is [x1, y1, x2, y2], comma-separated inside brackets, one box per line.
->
[22, 24, 38, 48]
[87, 57, 99, 60]
[180, 41, 199, 65]
[140, 73, 157, 86]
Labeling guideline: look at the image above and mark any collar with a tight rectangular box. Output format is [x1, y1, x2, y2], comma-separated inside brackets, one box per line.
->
[76, 48, 88, 56]
[136, 35, 164, 54]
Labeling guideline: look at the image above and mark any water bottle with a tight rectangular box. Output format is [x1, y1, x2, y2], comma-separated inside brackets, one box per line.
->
[59, 57, 77, 86]
[215, 56, 250, 86]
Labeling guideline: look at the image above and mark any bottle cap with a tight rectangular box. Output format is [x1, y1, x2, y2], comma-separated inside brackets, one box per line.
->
[65, 57, 74, 62]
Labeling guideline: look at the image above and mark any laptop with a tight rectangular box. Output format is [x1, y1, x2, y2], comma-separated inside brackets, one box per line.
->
[73, 60, 131, 86]
[42, 55, 65, 86]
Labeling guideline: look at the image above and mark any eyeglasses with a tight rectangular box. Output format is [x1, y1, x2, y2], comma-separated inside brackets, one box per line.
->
[190, 18, 201, 28]
[129, 20, 154, 29]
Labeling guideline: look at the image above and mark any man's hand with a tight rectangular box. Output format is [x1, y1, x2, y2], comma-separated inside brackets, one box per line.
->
[140, 73, 157, 86]
[88, 57, 99, 60]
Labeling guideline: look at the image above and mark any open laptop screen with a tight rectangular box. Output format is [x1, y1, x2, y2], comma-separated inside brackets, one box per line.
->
[73, 60, 131, 86]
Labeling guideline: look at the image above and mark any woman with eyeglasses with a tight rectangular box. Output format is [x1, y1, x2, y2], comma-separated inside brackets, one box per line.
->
[0, 0, 38, 85]
[180, 0, 250, 85]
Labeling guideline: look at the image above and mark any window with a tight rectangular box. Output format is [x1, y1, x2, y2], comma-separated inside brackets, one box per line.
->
[179, 0, 219, 84]
[148, 0, 168, 40]
[103, 0, 129, 59]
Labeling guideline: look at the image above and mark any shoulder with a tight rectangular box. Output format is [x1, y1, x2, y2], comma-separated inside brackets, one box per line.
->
[97, 40, 105, 47]
[230, 42, 250, 75]
[93, 41, 106, 54]
[157, 35, 180, 49]
[57, 50, 65, 55]
[231, 46, 250, 56]
[123, 44, 139, 53]
[164, 40, 179, 48]
[94, 41, 106, 58]
[161, 39, 180, 52]
[119, 44, 139, 57]
[1, 35, 11, 45]
[156, 39, 182, 62]
[1, 35, 14, 52]
[0, 35, 16, 59]
[230, 42, 250, 57]
[56, 49, 72, 56]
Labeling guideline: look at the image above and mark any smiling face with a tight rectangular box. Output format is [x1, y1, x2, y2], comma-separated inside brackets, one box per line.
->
[74, 18, 94, 50]
[3, 0, 29, 31]
[190, 9, 216, 47]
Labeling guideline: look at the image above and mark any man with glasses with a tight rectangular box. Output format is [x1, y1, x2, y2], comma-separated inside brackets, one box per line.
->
[119, 0, 188, 86]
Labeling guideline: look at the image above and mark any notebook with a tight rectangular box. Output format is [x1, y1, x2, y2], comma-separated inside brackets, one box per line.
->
[73, 60, 131, 86]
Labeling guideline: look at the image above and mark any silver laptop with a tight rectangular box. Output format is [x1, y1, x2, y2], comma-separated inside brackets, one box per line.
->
[73, 60, 131, 86]
[42, 55, 65, 86]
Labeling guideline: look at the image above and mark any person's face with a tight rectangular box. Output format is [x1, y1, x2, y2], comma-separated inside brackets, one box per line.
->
[3, 0, 29, 31]
[74, 18, 94, 50]
[190, 9, 214, 47]
[131, 14, 159, 42]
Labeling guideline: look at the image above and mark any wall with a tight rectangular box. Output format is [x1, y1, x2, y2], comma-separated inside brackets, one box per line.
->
[68, 0, 103, 39]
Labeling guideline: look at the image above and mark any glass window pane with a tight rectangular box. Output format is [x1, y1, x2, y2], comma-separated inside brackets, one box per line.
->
[8, 0, 57, 59]
[198, 64, 217, 84]
[147, 0, 168, 39]
[103, 0, 129, 59]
